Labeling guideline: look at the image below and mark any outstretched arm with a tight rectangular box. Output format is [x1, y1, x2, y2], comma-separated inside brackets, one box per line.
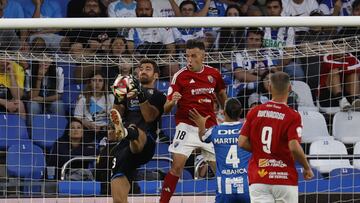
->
[189, 108, 210, 141]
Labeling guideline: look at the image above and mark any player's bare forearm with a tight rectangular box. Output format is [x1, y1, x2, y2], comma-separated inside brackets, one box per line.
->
[139, 101, 160, 122]
[238, 135, 252, 152]
[216, 89, 227, 109]
[164, 99, 175, 114]
[188, 108, 210, 142]
[288, 140, 311, 170]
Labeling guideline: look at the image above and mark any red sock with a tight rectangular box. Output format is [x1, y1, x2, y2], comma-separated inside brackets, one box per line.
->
[159, 172, 179, 203]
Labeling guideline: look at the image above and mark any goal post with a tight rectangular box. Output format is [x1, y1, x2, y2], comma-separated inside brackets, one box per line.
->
[0, 16, 360, 29]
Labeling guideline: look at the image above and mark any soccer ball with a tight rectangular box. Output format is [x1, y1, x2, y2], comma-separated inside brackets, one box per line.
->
[111, 75, 137, 100]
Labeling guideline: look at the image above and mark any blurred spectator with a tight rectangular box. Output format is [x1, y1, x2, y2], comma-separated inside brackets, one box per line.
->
[47, 118, 98, 180]
[172, 1, 206, 51]
[319, 52, 360, 110]
[107, 0, 136, 37]
[0, 2, 21, 51]
[0, 60, 26, 119]
[263, 0, 295, 48]
[67, 0, 107, 17]
[337, 0, 360, 38]
[101, 0, 117, 8]
[296, 9, 334, 43]
[126, 0, 175, 55]
[170, 0, 211, 17]
[282, 0, 319, 32]
[29, 34, 65, 53]
[215, 4, 245, 52]
[238, 70, 298, 112]
[0, 0, 26, 50]
[282, 0, 319, 17]
[110, 36, 129, 56]
[30, 37, 47, 53]
[297, 9, 335, 100]
[22, 0, 65, 54]
[1, 0, 24, 18]
[24, 0, 63, 18]
[246, 5, 263, 16]
[108, 0, 136, 17]
[74, 71, 114, 142]
[151, 0, 178, 17]
[233, 28, 277, 98]
[69, 41, 86, 59]
[26, 58, 65, 118]
[65, 0, 117, 54]
[196, 0, 227, 16]
[319, 0, 353, 16]
[263, 0, 304, 80]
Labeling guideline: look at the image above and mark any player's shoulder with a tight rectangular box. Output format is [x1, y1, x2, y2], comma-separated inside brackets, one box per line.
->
[171, 67, 188, 84]
[287, 107, 301, 119]
[203, 65, 221, 74]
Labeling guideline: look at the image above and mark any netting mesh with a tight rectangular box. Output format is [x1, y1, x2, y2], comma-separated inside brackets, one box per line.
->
[0, 25, 360, 203]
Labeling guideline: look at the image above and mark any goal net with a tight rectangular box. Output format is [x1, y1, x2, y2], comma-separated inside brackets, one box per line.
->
[0, 17, 359, 203]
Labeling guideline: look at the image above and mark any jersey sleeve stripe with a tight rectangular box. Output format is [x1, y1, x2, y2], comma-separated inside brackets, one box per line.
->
[323, 54, 348, 65]
[171, 67, 186, 85]
[202, 127, 213, 142]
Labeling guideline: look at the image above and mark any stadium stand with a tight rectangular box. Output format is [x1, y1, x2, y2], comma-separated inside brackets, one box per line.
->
[333, 111, 360, 144]
[309, 140, 353, 173]
[299, 110, 333, 143]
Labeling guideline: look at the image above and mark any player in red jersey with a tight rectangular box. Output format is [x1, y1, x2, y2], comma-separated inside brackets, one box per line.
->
[159, 39, 227, 203]
[238, 72, 313, 203]
[319, 53, 360, 111]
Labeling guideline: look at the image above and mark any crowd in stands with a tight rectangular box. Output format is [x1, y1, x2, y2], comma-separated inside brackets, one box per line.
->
[0, 0, 360, 194]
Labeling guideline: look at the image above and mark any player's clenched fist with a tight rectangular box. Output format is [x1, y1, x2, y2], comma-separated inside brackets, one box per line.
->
[303, 168, 314, 180]
[172, 92, 182, 103]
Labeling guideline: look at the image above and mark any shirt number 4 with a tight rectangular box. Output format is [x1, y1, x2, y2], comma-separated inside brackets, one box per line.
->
[226, 145, 240, 168]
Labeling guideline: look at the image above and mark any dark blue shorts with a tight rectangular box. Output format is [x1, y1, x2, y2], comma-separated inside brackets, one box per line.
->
[215, 193, 250, 203]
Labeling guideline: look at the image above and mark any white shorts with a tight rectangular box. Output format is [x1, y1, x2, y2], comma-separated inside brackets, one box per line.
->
[168, 122, 215, 161]
[249, 184, 298, 203]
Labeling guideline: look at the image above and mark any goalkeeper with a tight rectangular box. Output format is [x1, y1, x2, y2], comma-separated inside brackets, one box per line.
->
[109, 59, 166, 203]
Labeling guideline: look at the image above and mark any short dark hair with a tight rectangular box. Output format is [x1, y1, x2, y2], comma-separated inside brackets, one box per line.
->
[139, 58, 159, 74]
[247, 27, 264, 38]
[225, 98, 242, 120]
[270, 72, 290, 94]
[186, 39, 205, 50]
[225, 4, 243, 16]
[353, 0, 360, 10]
[266, 0, 282, 8]
[180, 0, 198, 12]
